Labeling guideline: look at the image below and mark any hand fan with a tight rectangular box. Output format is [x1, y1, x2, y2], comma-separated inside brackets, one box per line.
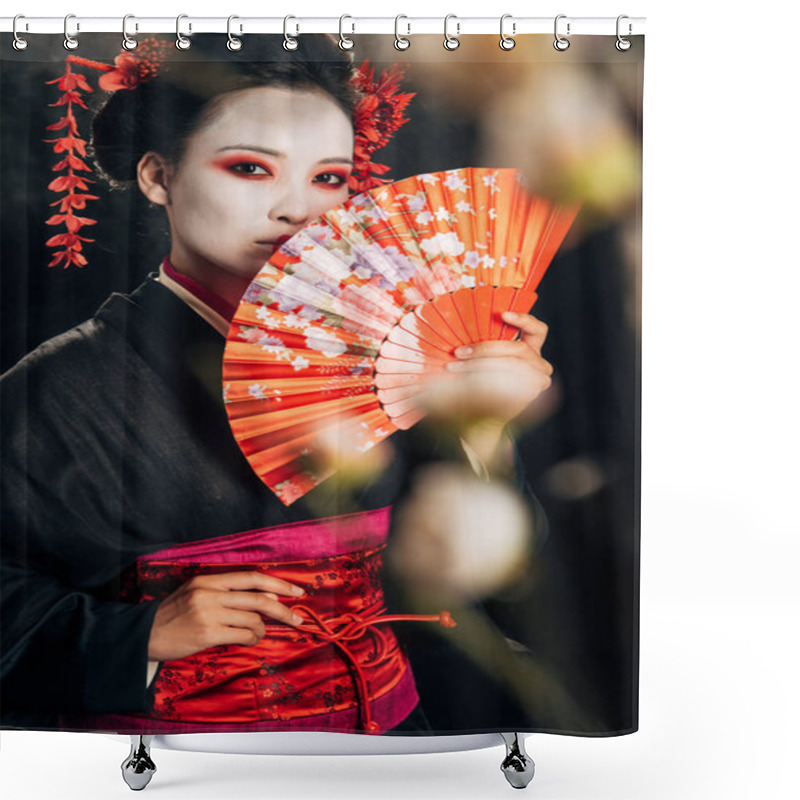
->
[222, 167, 579, 505]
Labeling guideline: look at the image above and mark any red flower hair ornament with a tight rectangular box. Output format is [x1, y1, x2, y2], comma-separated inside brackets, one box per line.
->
[44, 39, 415, 269]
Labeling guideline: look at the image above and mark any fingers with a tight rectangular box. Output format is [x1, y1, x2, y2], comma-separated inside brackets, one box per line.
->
[218, 590, 305, 628]
[150, 572, 309, 660]
[189, 570, 306, 598]
[455, 340, 531, 359]
[184, 572, 307, 638]
[500, 311, 549, 353]
[453, 314, 549, 362]
[215, 604, 306, 647]
[448, 352, 553, 378]
[221, 627, 266, 648]
[218, 610, 268, 646]
[424, 357, 552, 423]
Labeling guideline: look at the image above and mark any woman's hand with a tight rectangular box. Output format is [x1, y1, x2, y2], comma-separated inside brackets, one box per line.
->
[417, 311, 554, 469]
[445, 311, 553, 422]
[147, 571, 306, 662]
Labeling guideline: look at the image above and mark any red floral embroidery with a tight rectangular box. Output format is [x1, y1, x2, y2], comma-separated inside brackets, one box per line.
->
[120, 545, 454, 732]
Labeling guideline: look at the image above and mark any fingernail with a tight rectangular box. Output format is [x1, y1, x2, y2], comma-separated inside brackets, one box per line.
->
[455, 346, 473, 357]
[292, 614, 304, 625]
[291, 586, 305, 596]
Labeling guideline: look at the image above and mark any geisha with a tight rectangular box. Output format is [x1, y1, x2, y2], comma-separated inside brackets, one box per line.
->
[0, 33, 556, 736]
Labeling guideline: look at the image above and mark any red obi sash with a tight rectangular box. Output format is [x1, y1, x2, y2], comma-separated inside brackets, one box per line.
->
[104, 507, 454, 734]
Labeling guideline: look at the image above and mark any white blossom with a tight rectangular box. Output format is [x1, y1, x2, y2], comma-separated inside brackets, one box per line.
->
[255, 307, 278, 325]
[303, 222, 336, 246]
[291, 355, 310, 371]
[463, 250, 481, 268]
[258, 336, 287, 354]
[405, 193, 428, 212]
[248, 384, 269, 401]
[435, 206, 452, 222]
[304, 327, 348, 358]
[419, 232, 465, 257]
[443, 172, 468, 192]
[283, 312, 310, 329]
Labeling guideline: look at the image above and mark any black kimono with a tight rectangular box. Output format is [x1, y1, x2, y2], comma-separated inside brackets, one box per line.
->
[1, 273, 579, 734]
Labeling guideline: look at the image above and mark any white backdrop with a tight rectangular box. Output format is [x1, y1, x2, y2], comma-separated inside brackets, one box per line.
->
[2, 1, 798, 799]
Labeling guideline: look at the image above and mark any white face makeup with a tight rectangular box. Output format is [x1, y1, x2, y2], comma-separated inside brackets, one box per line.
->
[154, 85, 354, 307]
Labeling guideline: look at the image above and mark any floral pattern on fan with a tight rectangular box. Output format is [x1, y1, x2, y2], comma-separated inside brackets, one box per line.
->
[222, 167, 580, 505]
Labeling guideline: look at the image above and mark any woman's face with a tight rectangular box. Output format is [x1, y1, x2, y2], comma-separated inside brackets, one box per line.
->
[151, 85, 354, 303]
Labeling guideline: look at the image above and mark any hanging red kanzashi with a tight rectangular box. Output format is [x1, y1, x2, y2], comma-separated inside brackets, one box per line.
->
[43, 40, 415, 269]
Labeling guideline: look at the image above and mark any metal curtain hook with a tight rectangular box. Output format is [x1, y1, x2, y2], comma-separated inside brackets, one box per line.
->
[283, 15, 298, 50]
[500, 14, 516, 50]
[444, 14, 460, 51]
[63, 14, 79, 51]
[12, 14, 28, 51]
[227, 15, 242, 50]
[554, 14, 570, 51]
[176, 14, 191, 50]
[616, 14, 632, 51]
[122, 15, 138, 51]
[394, 15, 410, 50]
[339, 15, 354, 50]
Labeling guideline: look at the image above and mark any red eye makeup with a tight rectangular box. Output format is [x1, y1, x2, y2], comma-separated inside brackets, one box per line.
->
[313, 171, 350, 189]
[210, 154, 350, 188]
[211, 154, 275, 178]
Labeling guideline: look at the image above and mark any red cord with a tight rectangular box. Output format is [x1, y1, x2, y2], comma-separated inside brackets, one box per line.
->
[290, 605, 456, 733]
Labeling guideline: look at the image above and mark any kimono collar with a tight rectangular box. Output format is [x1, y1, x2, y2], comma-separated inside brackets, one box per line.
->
[158, 256, 237, 337]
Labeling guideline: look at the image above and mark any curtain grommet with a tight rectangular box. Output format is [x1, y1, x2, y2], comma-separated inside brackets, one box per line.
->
[616, 15, 632, 51]
[227, 15, 243, 51]
[553, 14, 570, 51]
[444, 14, 460, 51]
[394, 15, 410, 50]
[283, 15, 299, 51]
[122, 14, 138, 51]
[175, 14, 191, 50]
[63, 14, 79, 51]
[499, 14, 516, 50]
[339, 14, 355, 50]
[12, 14, 28, 51]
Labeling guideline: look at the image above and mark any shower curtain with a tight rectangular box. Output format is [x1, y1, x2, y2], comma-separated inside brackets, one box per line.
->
[0, 29, 643, 739]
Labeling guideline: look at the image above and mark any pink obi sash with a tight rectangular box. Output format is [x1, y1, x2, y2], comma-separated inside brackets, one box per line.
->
[61, 507, 455, 735]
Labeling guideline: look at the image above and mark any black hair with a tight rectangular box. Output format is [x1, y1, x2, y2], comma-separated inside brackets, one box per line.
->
[90, 34, 359, 189]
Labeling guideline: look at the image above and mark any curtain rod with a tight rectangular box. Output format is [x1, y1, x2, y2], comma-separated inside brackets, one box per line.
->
[1, 16, 646, 37]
